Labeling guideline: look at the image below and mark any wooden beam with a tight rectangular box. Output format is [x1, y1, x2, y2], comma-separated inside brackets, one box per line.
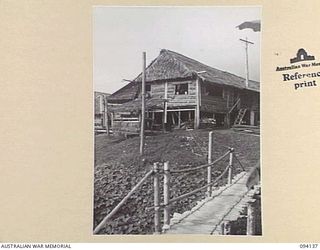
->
[152, 108, 196, 113]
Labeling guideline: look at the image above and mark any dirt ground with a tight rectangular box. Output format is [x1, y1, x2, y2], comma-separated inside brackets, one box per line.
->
[94, 129, 260, 234]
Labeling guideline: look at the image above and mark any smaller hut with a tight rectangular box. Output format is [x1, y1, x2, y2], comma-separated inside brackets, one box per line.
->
[94, 91, 110, 130]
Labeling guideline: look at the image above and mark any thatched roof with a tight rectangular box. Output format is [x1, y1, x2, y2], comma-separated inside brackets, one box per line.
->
[109, 49, 259, 102]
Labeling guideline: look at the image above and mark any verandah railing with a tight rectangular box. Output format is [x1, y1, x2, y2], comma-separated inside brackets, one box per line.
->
[93, 131, 245, 235]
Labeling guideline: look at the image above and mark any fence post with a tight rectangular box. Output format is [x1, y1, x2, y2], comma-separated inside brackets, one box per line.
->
[163, 161, 171, 231]
[221, 221, 231, 235]
[246, 202, 256, 235]
[153, 163, 161, 234]
[228, 148, 234, 185]
[207, 131, 213, 197]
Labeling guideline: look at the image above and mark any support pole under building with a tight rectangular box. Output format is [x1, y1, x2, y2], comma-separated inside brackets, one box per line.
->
[140, 52, 146, 155]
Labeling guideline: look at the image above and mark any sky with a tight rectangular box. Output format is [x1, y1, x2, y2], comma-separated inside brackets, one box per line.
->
[94, 6, 261, 94]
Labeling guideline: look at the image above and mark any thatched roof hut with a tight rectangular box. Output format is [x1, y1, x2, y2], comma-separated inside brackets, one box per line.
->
[108, 49, 259, 104]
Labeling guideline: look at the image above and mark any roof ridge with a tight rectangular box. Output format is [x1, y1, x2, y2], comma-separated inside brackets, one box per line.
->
[162, 48, 259, 84]
[163, 49, 194, 75]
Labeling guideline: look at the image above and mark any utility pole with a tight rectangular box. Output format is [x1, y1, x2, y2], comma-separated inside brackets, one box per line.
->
[239, 37, 254, 88]
[140, 52, 146, 155]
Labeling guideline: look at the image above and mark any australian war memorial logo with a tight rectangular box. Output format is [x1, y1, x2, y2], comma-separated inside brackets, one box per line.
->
[276, 48, 320, 90]
[290, 48, 315, 63]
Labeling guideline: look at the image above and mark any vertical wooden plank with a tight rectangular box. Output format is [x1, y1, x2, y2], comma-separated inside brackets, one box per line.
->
[104, 96, 109, 135]
[164, 82, 168, 124]
[228, 148, 234, 185]
[151, 111, 155, 130]
[178, 111, 181, 128]
[226, 88, 230, 109]
[246, 202, 255, 235]
[250, 110, 255, 126]
[221, 221, 231, 235]
[153, 163, 161, 234]
[171, 112, 176, 125]
[207, 131, 213, 197]
[195, 78, 200, 129]
[221, 222, 225, 235]
[226, 113, 230, 128]
[163, 162, 171, 231]
[140, 52, 146, 155]
[110, 112, 114, 128]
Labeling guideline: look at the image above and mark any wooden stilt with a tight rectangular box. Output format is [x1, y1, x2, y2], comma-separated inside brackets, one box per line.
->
[171, 112, 176, 125]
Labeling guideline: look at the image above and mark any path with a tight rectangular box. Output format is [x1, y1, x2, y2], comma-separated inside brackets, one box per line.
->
[165, 171, 254, 234]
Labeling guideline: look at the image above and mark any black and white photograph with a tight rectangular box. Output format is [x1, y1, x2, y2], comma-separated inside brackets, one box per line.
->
[93, 6, 261, 235]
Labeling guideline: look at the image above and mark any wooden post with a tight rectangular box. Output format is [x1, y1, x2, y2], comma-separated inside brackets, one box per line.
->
[163, 161, 171, 231]
[207, 131, 213, 197]
[178, 111, 181, 128]
[171, 112, 176, 125]
[151, 111, 155, 130]
[140, 52, 146, 155]
[226, 113, 230, 128]
[195, 77, 200, 129]
[221, 222, 225, 235]
[226, 89, 230, 109]
[153, 163, 161, 234]
[103, 96, 109, 135]
[221, 221, 231, 235]
[228, 148, 234, 185]
[162, 102, 166, 132]
[164, 82, 168, 124]
[250, 110, 255, 126]
[110, 112, 114, 128]
[246, 202, 256, 235]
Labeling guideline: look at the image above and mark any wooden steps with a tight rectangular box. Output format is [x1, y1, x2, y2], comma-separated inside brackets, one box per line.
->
[234, 108, 247, 125]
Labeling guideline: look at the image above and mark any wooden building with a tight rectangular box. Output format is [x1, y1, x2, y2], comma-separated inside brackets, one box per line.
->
[94, 91, 110, 129]
[108, 49, 259, 134]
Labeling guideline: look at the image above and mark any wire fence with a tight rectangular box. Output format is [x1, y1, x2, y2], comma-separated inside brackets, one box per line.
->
[94, 131, 246, 234]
